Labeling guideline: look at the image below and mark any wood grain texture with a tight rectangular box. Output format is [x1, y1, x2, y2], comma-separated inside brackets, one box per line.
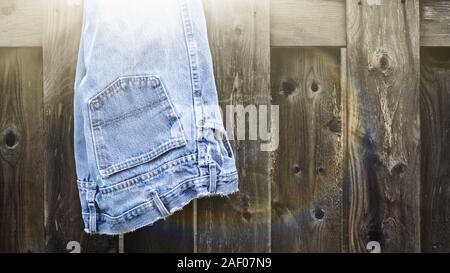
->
[43, 0, 117, 253]
[196, 0, 271, 253]
[2, 0, 450, 48]
[421, 0, 450, 47]
[345, 0, 421, 253]
[0, 0, 43, 47]
[271, 0, 450, 47]
[271, 48, 343, 252]
[421, 48, 450, 253]
[0, 48, 45, 252]
[270, 0, 346, 47]
[124, 207, 194, 253]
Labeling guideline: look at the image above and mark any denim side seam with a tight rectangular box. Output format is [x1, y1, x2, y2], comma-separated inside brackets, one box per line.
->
[179, 0, 205, 170]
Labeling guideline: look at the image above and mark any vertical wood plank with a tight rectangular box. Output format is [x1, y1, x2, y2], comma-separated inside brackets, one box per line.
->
[43, 0, 117, 252]
[421, 48, 450, 253]
[271, 48, 343, 252]
[196, 0, 271, 253]
[124, 208, 194, 253]
[345, 0, 421, 252]
[341, 48, 349, 253]
[0, 48, 45, 252]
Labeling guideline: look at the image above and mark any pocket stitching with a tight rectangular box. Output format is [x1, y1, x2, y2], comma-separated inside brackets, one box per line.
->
[91, 100, 163, 128]
[100, 138, 186, 177]
[88, 75, 162, 106]
[88, 75, 186, 177]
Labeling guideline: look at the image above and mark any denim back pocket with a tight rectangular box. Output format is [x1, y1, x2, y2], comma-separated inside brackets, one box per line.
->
[88, 75, 186, 177]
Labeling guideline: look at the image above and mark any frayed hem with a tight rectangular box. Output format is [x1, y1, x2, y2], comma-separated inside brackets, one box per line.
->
[83, 175, 239, 235]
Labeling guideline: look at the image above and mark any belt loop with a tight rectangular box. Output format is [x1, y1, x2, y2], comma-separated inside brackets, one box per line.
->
[150, 191, 170, 217]
[209, 162, 217, 194]
[86, 189, 97, 234]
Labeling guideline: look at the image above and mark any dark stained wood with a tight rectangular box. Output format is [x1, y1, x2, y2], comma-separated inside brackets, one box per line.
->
[271, 48, 343, 252]
[421, 48, 450, 253]
[124, 207, 194, 253]
[0, 47, 45, 253]
[195, 0, 271, 253]
[345, 0, 421, 252]
[421, 0, 450, 47]
[42, 0, 117, 253]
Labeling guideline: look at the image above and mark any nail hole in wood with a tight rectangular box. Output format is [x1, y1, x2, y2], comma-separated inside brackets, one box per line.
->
[293, 164, 302, 175]
[311, 81, 319, 92]
[314, 207, 325, 220]
[316, 167, 326, 176]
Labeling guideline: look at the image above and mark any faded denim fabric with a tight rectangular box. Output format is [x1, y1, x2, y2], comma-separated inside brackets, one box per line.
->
[74, 0, 239, 235]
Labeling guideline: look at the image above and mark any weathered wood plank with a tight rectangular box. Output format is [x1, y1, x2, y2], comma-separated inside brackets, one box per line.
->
[3, 0, 450, 48]
[43, 0, 117, 253]
[345, 0, 421, 253]
[124, 208, 194, 253]
[341, 47, 349, 253]
[421, 0, 450, 47]
[421, 48, 450, 253]
[271, 48, 343, 252]
[270, 0, 346, 47]
[0, 47, 45, 253]
[0, 0, 43, 47]
[196, 0, 271, 252]
[272, 0, 450, 47]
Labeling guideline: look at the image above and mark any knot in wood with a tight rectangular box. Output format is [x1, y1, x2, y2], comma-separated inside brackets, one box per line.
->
[369, 50, 394, 76]
[391, 162, 407, 178]
[0, 127, 21, 165]
[327, 117, 342, 133]
[1, 127, 19, 149]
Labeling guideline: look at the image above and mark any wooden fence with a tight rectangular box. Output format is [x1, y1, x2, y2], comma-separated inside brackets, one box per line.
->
[0, 0, 449, 253]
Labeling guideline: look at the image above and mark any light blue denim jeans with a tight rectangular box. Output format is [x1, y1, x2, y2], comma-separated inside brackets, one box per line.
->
[74, 0, 239, 235]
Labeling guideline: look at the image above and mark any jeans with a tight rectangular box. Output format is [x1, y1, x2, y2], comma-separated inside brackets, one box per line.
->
[74, 0, 239, 235]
